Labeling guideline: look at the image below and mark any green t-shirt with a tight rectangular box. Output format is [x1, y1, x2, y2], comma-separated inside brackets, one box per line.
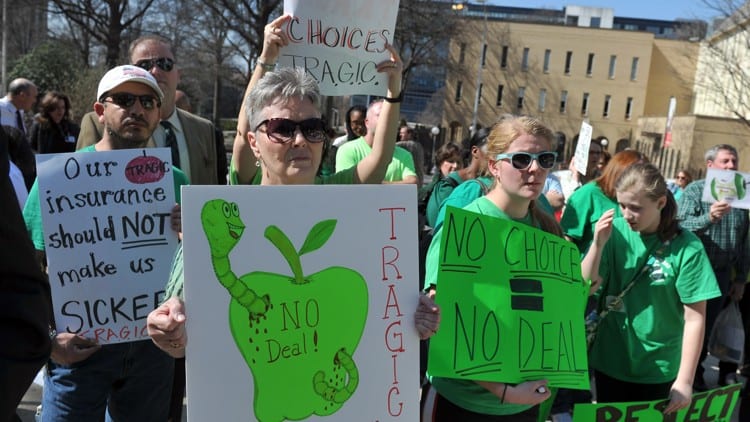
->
[426, 196, 536, 416]
[425, 171, 464, 228]
[228, 159, 355, 185]
[589, 218, 721, 383]
[334, 137, 416, 182]
[23, 145, 189, 251]
[560, 181, 620, 254]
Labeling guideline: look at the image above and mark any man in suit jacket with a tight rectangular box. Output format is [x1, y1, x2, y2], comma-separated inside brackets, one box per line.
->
[77, 35, 221, 185]
[0, 125, 52, 422]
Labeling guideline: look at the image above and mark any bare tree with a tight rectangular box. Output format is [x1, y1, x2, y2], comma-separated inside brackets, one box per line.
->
[693, 0, 750, 126]
[394, 0, 466, 88]
[198, 0, 282, 82]
[49, 0, 157, 68]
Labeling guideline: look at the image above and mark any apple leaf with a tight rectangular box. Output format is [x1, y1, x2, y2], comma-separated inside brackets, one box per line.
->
[264, 225, 305, 284]
[298, 219, 337, 256]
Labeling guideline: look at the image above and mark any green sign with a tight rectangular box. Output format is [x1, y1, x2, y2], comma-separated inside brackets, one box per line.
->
[428, 207, 590, 389]
[572, 384, 742, 421]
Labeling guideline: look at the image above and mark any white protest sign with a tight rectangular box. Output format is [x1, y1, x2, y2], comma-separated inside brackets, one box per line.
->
[280, 0, 400, 96]
[183, 185, 419, 422]
[702, 168, 750, 209]
[573, 121, 593, 176]
[37, 148, 178, 344]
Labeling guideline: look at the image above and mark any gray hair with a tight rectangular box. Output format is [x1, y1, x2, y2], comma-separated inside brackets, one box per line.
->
[8, 78, 35, 96]
[705, 144, 738, 162]
[245, 67, 321, 131]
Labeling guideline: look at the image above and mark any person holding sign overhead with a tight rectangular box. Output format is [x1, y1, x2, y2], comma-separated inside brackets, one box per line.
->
[22, 65, 187, 422]
[582, 163, 719, 413]
[148, 13, 440, 360]
[422, 116, 564, 421]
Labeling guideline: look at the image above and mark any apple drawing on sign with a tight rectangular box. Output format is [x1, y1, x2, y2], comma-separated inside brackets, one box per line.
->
[124, 150, 168, 184]
[201, 199, 368, 421]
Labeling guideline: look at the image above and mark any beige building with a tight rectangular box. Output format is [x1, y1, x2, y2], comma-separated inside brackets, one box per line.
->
[440, 4, 750, 175]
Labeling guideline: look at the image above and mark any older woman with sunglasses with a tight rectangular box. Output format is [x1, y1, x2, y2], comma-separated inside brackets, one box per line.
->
[147, 14, 440, 359]
[422, 116, 565, 421]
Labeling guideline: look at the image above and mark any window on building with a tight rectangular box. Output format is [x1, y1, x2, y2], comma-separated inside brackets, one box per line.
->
[630, 57, 639, 81]
[496, 84, 504, 106]
[543, 49, 551, 73]
[522, 47, 530, 71]
[459, 43, 466, 64]
[501, 45, 509, 69]
[586, 53, 595, 76]
[455, 81, 463, 103]
[590, 17, 601, 28]
[564, 51, 573, 75]
[517, 86, 525, 110]
[560, 90, 568, 113]
[539, 89, 547, 112]
[481, 44, 488, 67]
[608, 55, 617, 79]
[603, 94, 611, 118]
[566, 16, 579, 26]
[581, 92, 590, 116]
[625, 96, 633, 119]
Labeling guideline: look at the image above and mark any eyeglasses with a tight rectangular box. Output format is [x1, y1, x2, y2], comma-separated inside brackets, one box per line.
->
[254, 118, 328, 144]
[134, 57, 175, 72]
[495, 151, 557, 170]
[676, 175, 687, 180]
[102, 93, 161, 110]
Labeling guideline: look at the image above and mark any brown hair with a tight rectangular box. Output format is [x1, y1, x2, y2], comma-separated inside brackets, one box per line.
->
[486, 115, 562, 237]
[434, 142, 462, 168]
[595, 149, 648, 199]
[36, 91, 71, 127]
[616, 162, 680, 241]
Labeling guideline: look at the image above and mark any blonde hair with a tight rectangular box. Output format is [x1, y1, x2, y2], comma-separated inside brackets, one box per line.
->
[486, 115, 561, 237]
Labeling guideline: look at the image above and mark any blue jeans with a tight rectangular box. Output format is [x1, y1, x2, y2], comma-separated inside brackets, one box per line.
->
[42, 340, 174, 422]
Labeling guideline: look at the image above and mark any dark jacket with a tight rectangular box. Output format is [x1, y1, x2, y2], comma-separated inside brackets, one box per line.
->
[0, 125, 52, 421]
[30, 119, 80, 154]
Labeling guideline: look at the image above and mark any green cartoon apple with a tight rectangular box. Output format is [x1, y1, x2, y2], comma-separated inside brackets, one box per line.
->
[711, 173, 746, 201]
[201, 199, 368, 421]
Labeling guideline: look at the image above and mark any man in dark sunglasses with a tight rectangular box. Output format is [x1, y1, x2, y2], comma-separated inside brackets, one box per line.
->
[22, 65, 189, 422]
[77, 35, 223, 187]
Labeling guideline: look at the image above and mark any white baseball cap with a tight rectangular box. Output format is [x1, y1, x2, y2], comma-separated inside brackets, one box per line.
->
[96, 65, 164, 103]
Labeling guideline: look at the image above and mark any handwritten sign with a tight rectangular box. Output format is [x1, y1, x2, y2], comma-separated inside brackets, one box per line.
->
[280, 0, 399, 96]
[428, 206, 590, 390]
[572, 384, 741, 421]
[702, 168, 750, 209]
[182, 185, 419, 421]
[573, 121, 593, 176]
[36, 148, 178, 344]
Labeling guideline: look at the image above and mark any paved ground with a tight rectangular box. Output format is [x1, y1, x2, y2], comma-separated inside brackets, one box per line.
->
[15, 355, 741, 421]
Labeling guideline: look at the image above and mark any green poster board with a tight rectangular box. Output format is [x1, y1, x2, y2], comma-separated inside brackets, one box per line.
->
[428, 207, 590, 390]
[572, 384, 742, 421]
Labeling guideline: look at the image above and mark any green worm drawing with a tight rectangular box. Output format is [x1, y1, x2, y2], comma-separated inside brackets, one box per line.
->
[201, 199, 368, 421]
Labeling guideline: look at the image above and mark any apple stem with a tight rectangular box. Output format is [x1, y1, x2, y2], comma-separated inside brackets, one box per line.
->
[264, 225, 306, 284]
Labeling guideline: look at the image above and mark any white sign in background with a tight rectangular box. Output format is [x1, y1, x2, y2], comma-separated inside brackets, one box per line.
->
[573, 121, 593, 176]
[183, 185, 419, 422]
[280, 0, 400, 96]
[37, 148, 178, 344]
[702, 168, 750, 209]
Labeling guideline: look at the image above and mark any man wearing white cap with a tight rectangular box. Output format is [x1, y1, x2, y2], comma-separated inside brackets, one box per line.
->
[22, 65, 188, 422]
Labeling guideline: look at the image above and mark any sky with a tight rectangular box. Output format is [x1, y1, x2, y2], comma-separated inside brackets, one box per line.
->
[486, 0, 721, 22]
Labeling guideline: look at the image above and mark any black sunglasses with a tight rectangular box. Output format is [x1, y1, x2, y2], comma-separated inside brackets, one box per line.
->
[254, 118, 328, 144]
[494, 151, 557, 170]
[135, 57, 175, 72]
[103, 93, 161, 110]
